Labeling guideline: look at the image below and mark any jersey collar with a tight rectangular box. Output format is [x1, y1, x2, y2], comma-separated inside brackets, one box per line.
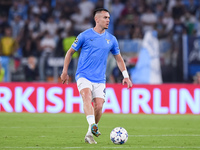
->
[92, 28, 106, 36]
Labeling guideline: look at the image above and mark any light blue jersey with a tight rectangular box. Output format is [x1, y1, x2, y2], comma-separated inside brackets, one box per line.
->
[71, 28, 120, 83]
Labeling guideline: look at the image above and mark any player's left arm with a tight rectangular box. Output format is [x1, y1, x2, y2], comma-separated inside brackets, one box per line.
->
[114, 54, 133, 89]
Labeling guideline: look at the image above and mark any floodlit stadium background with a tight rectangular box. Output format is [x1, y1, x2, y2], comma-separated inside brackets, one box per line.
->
[0, 0, 200, 114]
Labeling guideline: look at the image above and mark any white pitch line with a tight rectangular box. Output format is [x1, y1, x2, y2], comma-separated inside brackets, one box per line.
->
[1, 134, 200, 138]
[1, 146, 200, 149]
[1, 126, 199, 131]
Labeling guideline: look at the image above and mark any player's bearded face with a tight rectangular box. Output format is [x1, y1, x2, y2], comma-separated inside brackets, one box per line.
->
[99, 11, 110, 29]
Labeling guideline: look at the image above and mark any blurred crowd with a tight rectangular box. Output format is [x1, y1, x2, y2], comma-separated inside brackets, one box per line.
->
[0, 0, 200, 83]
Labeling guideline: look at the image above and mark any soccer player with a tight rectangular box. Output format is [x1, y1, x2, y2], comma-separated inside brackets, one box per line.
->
[60, 8, 132, 144]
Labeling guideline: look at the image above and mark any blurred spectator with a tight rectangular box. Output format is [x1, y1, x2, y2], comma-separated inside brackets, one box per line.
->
[0, 13, 9, 37]
[10, 15, 25, 38]
[22, 36, 39, 57]
[172, 0, 185, 20]
[115, 17, 129, 39]
[0, 26, 18, 56]
[156, 17, 166, 38]
[172, 18, 187, 42]
[54, 29, 65, 57]
[121, 0, 138, 26]
[135, 0, 146, 15]
[44, 15, 58, 36]
[40, 0, 52, 22]
[185, 0, 198, 15]
[154, 2, 165, 18]
[0, 0, 12, 14]
[162, 11, 174, 33]
[24, 55, 38, 81]
[58, 15, 72, 37]
[0, 60, 5, 82]
[27, 0, 42, 7]
[28, 14, 45, 39]
[62, 31, 79, 81]
[70, 7, 85, 36]
[140, 6, 157, 33]
[20, 19, 40, 57]
[30, 0, 43, 16]
[167, 0, 176, 13]
[39, 31, 56, 81]
[193, 71, 200, 84]
[77, 17, 93, 33]
[62, 0, 77, 17]
[18, 0, 28, 20]
[111, 0, 124, 23]
[195, 5, 200, 20]
[181, 10, 197, 35]
[8, 1, 20, 22]
[94, 0, 104, 9]
[78, 0, 95, 19]
[130, 25, 143, 39]
[8, 0, 27, 23]
[146, 0, 167, 7]
[52, 1, 63, 22]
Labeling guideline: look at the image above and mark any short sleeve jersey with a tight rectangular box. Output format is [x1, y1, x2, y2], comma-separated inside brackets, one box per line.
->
[71, 28, 120, 83]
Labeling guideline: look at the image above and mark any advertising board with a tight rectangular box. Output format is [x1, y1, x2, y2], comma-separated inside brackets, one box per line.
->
[0, 83, 199, 114]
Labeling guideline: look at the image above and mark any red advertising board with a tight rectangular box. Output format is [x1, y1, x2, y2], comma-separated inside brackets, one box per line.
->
[0, 83, 200, 114]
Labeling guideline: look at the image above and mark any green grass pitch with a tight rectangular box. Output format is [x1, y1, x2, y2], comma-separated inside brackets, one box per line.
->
[0, 113, 200, 150]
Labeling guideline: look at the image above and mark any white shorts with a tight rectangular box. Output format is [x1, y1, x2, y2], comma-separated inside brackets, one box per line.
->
[77, 78, 106, 100]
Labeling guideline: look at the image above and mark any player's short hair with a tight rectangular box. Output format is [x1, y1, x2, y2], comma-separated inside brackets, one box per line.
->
[93, 8, 110, 17]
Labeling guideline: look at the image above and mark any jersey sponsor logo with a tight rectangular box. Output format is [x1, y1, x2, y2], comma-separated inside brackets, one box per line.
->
[105, 39, 110, 44]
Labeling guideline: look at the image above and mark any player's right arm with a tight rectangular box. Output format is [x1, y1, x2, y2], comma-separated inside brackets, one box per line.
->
[61, 32, 84, 84]
[60, 48, 76, 84]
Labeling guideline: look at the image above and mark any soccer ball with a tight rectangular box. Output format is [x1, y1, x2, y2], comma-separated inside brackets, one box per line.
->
[110, 127, 128, 145]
